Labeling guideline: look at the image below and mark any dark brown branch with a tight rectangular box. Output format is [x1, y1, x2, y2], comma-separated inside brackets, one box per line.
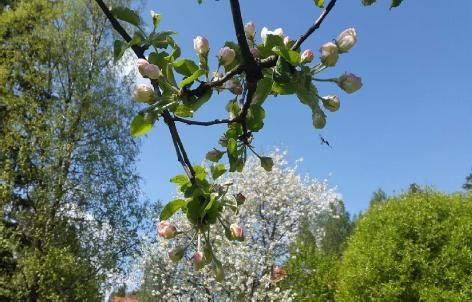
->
[188, 64, 244, 97]
[292, 0, 337, 50]
[173, 116, 234, 126]
[94, 0, 196, 182]
[94, 0, 145, 58]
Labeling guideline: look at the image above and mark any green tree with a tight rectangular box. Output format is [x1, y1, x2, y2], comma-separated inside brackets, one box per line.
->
[337, 191, 472, 301]
[0, 0, 146, 300]
[281, 201, 352, 301]
[464, 169, 472, 191]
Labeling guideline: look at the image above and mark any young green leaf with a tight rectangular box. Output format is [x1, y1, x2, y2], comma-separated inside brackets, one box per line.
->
[253, 77, 273, 105]
[160, 199, 188, 220]
[174, 104, 193, 117]
[130, 114, 154, 137]
[172, 59, 199, 77]
[179, 69, 205, 87]
[210, 164, 227, 180]
[110, 6, 141, 27]
[246, 105, 265, 132]
[170, 174, 189, 185]
[314, 0, 325, 7]
[113, 40, 128, 63]
[272, 46, 300, 65]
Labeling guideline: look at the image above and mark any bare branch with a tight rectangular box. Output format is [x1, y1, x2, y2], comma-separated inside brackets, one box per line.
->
[173, 116, 235, 127]
[291, 0, 337, 51]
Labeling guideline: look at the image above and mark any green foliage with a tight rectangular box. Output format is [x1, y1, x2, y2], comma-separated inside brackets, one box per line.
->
[0, 0, 146, 299]
[362, 0, 404, 8]
[337, 191, 472, 301]
[282, 201, 352, 301]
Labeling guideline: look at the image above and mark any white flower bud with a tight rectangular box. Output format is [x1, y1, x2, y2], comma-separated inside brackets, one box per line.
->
[260, 27, 284, 44]
[133, 84, 154, 103]
[319, 42, 339, 67]
[218, 47, 236, 66]
[321, 95, 340, 112]
[301, 49, 314, 63]
[336, 73, 363, 94]
[283, 36, 292, 46]
[336, 28, 357, 52]
[244, 22, 256, 39]
[193, 36, 209, 55]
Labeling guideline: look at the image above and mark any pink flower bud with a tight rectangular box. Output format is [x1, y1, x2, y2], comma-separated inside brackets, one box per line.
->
[250, 47, 261, 58]
[301, 49, 314, 64]
[230, 224, 244, 241]
[218, 47, 236, 66]
[192, 251, 205, 270]
[283, 36, 292, 46]
[142, 64, 162, 79]
[132, 84, 154, 103]
[136, 59, 149, 74]
[336, 73, 363, 94]
[336, 28, 357, 52]
[157, 220, 177, 239]
[319, 42, 339, 67]
[244, 22, 256, 39]
[168, 246, 185, 262]
[193, 36, 209, 55]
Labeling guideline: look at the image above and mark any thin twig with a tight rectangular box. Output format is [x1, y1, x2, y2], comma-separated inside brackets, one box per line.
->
[173, 116, 235, 126]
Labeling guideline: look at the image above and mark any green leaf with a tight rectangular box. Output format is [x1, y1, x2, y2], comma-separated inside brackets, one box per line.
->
[246, 105, 265, 132]
[260, 156, 274, 172]
[253, 77, 273, 105]
[172, 59, 199, 77]
[314, 0, 325, 7]
[272, 46, 300, 65]
[391, 0, 402, 8]
[205, 195, 220, 224]
[179, 69, 205, 87]
[273, 57, 292, 84]
[130, 114, 153, 137]
[227, 138, 237, 158]
[113, 40, 128, 63]
[174, 104, 193, 117]
[111, 6, 141, 27]
[184, 89, 212, 112]
[148, 31, 177, 49]
[193, 165, 207, 181]
[272, 81, 297, 95]
[264, 34, 285, 51]
[129, 32, 145, 46]
[160, 199, 188, 220]
[210, 164, 226, 180]
[170, 174, 189, 185]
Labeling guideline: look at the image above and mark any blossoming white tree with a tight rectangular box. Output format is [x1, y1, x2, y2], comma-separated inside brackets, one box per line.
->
[135, 149, 340, 300]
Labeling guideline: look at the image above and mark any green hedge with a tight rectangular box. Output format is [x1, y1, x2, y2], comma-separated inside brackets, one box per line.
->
[337, 191, 472, 301]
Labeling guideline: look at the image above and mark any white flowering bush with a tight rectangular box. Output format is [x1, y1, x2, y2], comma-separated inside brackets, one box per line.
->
[134, 149, 340, 300]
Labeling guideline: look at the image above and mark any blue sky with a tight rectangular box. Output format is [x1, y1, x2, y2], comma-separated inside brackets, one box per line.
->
[132, 0, 472, 215]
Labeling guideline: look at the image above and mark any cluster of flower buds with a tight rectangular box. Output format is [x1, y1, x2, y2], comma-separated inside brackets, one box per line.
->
[137, 58, 162, 79]
[319, 28, 357, 67]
